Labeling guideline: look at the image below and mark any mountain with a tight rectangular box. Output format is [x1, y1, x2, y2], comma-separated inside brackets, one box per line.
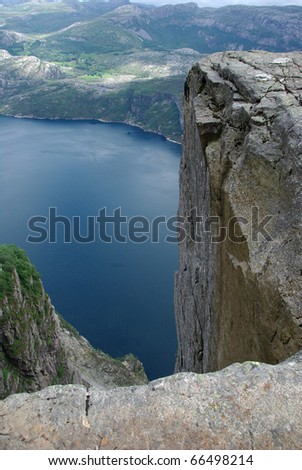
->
[2, 354, 302, 449]
[0, 244, 147, 399]
[0, 2, 301, 140]
[105, 3, 302, 52]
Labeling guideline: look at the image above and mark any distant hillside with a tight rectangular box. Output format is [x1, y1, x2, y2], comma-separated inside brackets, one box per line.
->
[0, 2, 301, 140]
[3, 3, 300, 52]
[105, 3, 302, 52]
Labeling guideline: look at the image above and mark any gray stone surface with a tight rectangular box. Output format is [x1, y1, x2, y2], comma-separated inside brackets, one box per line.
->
[175, 51, 302, 374]
[1, 352, 302, 450]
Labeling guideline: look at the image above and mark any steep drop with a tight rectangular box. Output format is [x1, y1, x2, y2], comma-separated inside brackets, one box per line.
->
[175, 51, 302, 373]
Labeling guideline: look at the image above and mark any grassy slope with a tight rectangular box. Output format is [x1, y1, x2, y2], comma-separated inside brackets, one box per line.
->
[0, 244, 42, 301]
[0, 1, 129, 33]
[0, 76, 183, 140]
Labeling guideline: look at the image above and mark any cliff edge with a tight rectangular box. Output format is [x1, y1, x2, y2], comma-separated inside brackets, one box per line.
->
[175, 51, 302, 373]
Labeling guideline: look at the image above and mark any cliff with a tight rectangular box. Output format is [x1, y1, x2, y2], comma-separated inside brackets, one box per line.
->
[175, 51, 302, 373]
[0, 245, 147, 399]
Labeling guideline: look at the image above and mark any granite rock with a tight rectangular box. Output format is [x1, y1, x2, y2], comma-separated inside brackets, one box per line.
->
[1, 352, 302, 449]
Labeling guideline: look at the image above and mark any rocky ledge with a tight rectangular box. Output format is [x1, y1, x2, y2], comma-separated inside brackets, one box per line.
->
[1, 352, 302, 450]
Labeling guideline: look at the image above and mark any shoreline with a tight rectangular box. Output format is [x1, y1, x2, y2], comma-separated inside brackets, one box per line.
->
[0, 113, 182, 146]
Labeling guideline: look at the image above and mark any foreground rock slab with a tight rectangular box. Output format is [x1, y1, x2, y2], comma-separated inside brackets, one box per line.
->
[1, 352, 302, 450]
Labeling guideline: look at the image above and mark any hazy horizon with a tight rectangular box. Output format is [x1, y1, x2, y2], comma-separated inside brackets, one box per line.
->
[133, 0, 302, 7]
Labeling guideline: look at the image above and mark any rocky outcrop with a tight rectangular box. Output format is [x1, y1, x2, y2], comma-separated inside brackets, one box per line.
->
[175, 51, 302, 373]
[0, 50, 62, 80]
[0, 245, 147, 399]
[0, 30, 27, 47]
[1, 352, 302, 450]
[0, 49, 62, 100]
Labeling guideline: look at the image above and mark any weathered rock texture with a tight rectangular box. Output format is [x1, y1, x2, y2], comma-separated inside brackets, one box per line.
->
[0, 245, 147, 399]
[175, 51, 302, 374]
[1, 352, 302, 450]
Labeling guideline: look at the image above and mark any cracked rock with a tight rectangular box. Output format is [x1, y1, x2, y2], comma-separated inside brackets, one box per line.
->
[1, 353, 302, 449]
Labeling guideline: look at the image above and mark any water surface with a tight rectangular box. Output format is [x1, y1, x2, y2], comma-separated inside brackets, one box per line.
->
[0, 116, 180, 379]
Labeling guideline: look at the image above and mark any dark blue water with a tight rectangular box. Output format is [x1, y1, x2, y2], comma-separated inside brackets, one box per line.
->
[0, 116, 180, 380]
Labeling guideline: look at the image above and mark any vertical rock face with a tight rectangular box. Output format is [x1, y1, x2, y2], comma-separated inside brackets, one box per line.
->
[175, 51, 302, 373]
